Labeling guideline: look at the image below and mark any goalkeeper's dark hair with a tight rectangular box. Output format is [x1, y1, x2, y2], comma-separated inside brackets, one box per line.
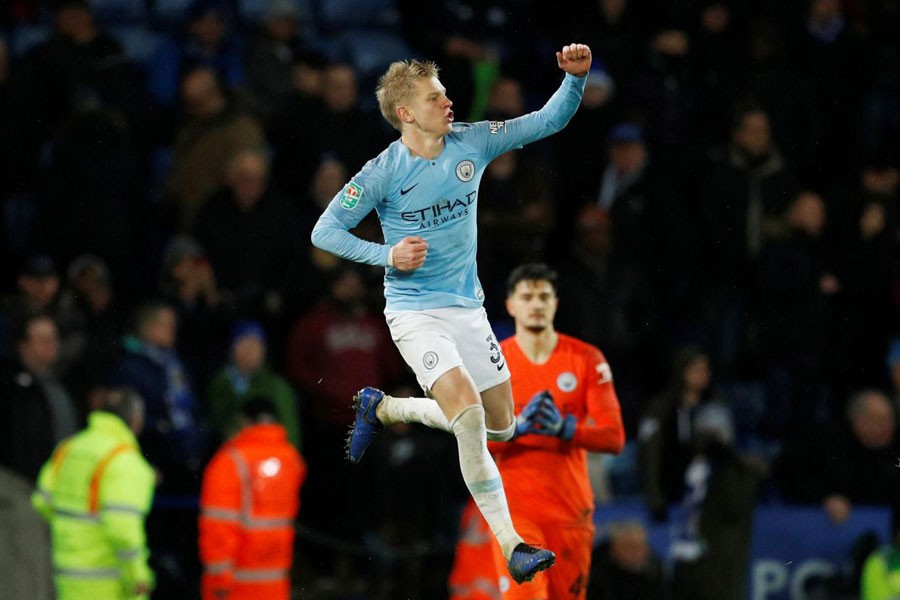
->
[506, 263, 558, 296]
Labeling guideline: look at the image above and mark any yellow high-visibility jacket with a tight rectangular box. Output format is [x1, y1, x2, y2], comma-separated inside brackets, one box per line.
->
[32, 411, 156, 600]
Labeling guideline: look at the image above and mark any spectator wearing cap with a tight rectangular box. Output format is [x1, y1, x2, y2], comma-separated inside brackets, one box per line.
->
[0, 312, 80, 482]
[147, 0, 245, 108]
[244, 0, 312, 125]
[206, 319, 300, 449]
[587, 121, 685, 317]
[0, 255, 88, 377]
[159, 235, 233, 390]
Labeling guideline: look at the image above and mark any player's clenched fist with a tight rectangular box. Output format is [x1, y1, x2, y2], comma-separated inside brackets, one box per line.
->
[556, 43, 592, 78]
[391, 236, 429, 271]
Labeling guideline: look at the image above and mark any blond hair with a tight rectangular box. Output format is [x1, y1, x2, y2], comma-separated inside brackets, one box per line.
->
[376, 59, 439, 131]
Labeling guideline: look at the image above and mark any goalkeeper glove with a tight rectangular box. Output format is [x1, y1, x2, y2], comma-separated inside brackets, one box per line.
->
[514, 390, 552, 439]
[532, 395, 577, 441]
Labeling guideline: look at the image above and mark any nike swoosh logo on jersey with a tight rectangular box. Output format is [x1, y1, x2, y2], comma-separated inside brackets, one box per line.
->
[400, 183, 419, 195]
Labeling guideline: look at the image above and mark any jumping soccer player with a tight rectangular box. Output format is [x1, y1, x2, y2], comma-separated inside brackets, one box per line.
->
[311, 44, 592, 584]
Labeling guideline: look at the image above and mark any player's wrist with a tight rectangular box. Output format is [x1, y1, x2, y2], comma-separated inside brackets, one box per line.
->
[386, 245, 395, 267]
[559, 415, 577, 441]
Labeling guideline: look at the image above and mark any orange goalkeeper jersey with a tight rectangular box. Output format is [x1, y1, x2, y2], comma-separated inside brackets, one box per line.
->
[491, 334, 625, 527]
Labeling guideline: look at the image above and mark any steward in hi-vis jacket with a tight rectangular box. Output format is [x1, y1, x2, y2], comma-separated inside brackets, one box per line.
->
[199, 396, 306, 600]
[33, 388, 156, 600]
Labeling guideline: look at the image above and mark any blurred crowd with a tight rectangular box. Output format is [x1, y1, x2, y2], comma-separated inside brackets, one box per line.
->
[2, 0, 900, 598]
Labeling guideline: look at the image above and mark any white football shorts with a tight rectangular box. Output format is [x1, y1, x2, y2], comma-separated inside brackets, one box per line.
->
[384, 306, 511, 393]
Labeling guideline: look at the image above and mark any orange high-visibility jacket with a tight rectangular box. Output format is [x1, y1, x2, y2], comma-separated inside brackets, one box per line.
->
[199, 423, 306, 600]
[448, 500, 501, 600]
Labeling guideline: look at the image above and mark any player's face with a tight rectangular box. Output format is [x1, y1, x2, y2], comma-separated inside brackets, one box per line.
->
[506, 280, 558, 333]
[405, 76, 454, 135]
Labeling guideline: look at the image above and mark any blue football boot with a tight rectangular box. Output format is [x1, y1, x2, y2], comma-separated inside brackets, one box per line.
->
[346, 387, 385, 464]
[507, 543, 556, 584]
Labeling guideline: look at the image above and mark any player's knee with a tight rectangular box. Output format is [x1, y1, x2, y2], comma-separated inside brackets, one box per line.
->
[486, 420, 515, 441]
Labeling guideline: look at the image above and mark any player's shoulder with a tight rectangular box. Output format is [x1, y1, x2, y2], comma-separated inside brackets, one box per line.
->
[556, 333, 605, 360]
[447, 121, 489, 149]
[366, 140, 404, 173]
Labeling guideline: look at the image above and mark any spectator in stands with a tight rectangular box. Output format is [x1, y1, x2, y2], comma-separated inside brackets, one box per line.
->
[477, 148, 555, 312]
[588, 520, 665, 600]
[0, 313, 80, 482]
[147, 0, 244, 108]
[10, 0, 136, 167]
[58, 255, 123, 404]
[700, 100, 798, 378]
[285, 264, 406, 579]
[108, 300, 208, 598]
[158, 235, 233, 392]
[0, 254, 87, 379]
[552, 63, 616, 255]
[757, 191, 839, 438]
[191, 147, 300, 326]
[244, 0, 309, 124]
[206, 319, 300, 448]
[555, 205, 660, 423]
[669, 403, 767, 600]
[282, 155, 350, 319]
[588, 122, 677, 284]
[108, 300, 208, 492]
[777, 390, 900, 523]
[830, 156, 900, 395]
[164, 66, 265, 230]
[789, 0, 865, 185]
[639, 347, 715, 521]
[272, 62, 381, 196]
[38, 93, 148, 297]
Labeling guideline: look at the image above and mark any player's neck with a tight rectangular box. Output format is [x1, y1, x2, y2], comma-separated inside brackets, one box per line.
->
[515, 328, 558, 365]
[401, 129, 445, 160]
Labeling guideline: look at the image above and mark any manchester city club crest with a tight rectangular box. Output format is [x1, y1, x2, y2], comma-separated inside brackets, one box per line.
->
[557, 371, 578, 392]
[455, 160, 475, 182]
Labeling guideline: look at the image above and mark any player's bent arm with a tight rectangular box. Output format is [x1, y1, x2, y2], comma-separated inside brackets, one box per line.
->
[311, 209, 392, 267]
[479, 73, 586, 161]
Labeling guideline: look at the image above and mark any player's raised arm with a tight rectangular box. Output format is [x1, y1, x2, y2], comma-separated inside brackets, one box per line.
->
[556, 43, 592, 78]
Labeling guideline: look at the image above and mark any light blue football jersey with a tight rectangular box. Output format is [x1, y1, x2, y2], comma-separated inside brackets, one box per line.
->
[311, 73, 586, 311]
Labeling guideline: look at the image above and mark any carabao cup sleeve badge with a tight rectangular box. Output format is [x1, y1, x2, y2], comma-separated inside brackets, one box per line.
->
[340, 181, 364, 209]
